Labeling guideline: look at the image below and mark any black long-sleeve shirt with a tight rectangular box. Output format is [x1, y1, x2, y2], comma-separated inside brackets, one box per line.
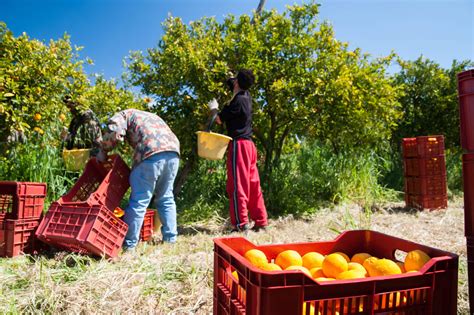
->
[218, 90, 253, 140]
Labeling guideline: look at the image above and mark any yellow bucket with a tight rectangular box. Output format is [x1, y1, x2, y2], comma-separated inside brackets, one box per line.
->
[62, 148, 91, 171]
[196, 131, 233, 160]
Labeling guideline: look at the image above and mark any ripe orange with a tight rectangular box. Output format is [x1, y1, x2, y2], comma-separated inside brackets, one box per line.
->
[362, 257, 379, 276]
[351, 253, 372, 265]
[396, 261, 406, 273]
[334, 252, 350, 262]
[347, 262, 367, 276]
[59, 113, 66, 122]
[34, 113, 41, 121]
[260, 263, 282, 271]
[370, 259, 402, 277]
[404, 250, 431, 271]
[309, 267, 325, 279]
[285, 265, 311, 276]
[302, 252, 325, 270]
[244, 249, 268, 268]
[314, 277, 335, 282]
[322, 253, 348, 278]
[335, 270, 366, 280]
[275, 250, 303, 270]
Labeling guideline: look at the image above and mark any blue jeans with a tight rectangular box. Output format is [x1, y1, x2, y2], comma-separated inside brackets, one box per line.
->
[123, 151, 179, 248]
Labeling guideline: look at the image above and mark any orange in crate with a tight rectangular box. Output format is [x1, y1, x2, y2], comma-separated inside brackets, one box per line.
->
[213, 230, 458, 315]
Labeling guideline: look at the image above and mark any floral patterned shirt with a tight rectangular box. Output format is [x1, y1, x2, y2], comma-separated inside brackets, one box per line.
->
[101, 109, 180, 167]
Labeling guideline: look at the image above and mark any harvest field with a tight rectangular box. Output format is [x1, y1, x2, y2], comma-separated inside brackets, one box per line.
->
[0, 198, 468, 314]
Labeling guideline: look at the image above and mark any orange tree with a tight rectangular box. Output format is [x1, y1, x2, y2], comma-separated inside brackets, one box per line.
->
[0, 22, 145, 146]
[0, 22, 89, 142]
[125, 2, 402, 195]
[392, 57, 474, 149]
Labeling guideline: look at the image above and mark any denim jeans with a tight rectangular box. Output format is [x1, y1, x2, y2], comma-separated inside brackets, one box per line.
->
[123, 151, 179, 248]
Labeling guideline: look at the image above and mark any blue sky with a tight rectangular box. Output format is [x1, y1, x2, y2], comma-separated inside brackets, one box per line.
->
[2, 0, 473, 81]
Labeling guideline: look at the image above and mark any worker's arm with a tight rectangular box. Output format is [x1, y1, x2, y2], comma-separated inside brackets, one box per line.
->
[218, 97, 242, 122]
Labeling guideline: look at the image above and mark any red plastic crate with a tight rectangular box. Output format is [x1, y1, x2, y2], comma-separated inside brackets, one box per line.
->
[402, 136, 445, 158]
[140, 209, 155, 242]
[57, 155, 130, 212]
[404, 175, 447, 196]
[1, 218, 41, 257]
[36, 203, 128, 258]
[463, 153, 474, 236]
[404, 156, 446, 177]
[213, 230, 458, 315]
[459, 93, 474, 151]
[405, 194, 448, 210]
[458, 69, 474, 95]
[467, 236, 474, 313]
[0, 181, 47, 219]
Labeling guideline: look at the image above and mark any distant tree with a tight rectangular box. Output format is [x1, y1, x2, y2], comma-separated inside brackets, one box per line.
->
[393, 56, 474, 149]
[125, 2, 402, 194]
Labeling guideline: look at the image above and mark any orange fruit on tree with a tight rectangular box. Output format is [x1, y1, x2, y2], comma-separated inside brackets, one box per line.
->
[369, 259, 402, 277]
[34, 113, 41, 121]
[59, 113, 66, 122]
[351, 253, 372, 265]
[309, 267, 325, 278]
[404, 250, 431, 271]
[322, 253, 348, 278]
[275, 250, 303, 270]
[260, 263, 282, 271]
[244, 249, 268, 268]
[302, 252, 325, 270]
[336, 269, 366, 280]
[347, 262, 367, 276]
[333, 252, 350, 262]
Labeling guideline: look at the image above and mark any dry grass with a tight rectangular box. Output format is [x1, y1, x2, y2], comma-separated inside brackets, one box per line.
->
[0, 198, 468, 314]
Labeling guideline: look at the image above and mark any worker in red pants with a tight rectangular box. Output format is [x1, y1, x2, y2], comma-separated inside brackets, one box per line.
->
[209, 69, 268, 232]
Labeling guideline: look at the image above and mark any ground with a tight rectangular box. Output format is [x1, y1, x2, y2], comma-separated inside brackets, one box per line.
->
[0, 198, 468, 314]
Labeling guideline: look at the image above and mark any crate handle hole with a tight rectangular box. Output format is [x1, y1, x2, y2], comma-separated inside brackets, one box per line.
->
[394, 249, 407, 262]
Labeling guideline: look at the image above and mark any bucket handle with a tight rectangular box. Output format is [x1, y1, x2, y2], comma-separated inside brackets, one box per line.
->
[206, 111, 218, 132]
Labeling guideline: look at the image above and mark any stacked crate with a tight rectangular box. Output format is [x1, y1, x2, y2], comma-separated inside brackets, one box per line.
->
[402, 135, 447, 210]
[36, 155, 130, 258]
[0, 182, 47, 257]
[458, 69, 474, 313]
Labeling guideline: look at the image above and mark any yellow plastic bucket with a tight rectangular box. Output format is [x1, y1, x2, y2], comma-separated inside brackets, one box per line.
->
[196, 131, 233, 160]
[62, 148, 91, 171]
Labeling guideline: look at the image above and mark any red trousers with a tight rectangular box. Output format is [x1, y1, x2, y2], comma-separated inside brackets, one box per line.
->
[226, 139, 268, 229]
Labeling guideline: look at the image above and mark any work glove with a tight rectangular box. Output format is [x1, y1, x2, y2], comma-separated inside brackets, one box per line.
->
[207, 98, 219, 111]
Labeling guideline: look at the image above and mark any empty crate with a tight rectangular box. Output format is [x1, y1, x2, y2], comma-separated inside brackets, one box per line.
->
[36, 203, 128, 258]
[57, 155, 130, 212]
[0, 181, 47, 219]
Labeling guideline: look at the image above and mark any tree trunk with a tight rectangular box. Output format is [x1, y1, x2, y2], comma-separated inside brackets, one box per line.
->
[174, 155, 196, 196]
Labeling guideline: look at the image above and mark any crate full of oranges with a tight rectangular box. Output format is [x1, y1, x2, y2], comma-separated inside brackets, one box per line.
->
[213, 230, 458, 315]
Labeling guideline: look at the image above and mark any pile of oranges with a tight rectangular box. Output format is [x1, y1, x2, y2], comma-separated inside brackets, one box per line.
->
[242, 248, 431, 281]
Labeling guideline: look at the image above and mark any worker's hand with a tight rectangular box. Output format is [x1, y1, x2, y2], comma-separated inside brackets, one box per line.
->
[95, 149, 108, 163]
[207, 98, 219, 111]
[215, 114, 222, 125]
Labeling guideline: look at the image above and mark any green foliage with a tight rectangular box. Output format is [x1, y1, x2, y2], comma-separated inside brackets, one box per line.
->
[0, 22, 89, 142]
[125, 2, 402, 194]
[0, 120, 77, 206]
[176, 159, 228, 223]
[392, 57, 474, 149]
[0, 22, 145, 147]
[268, 141, 399, 216]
